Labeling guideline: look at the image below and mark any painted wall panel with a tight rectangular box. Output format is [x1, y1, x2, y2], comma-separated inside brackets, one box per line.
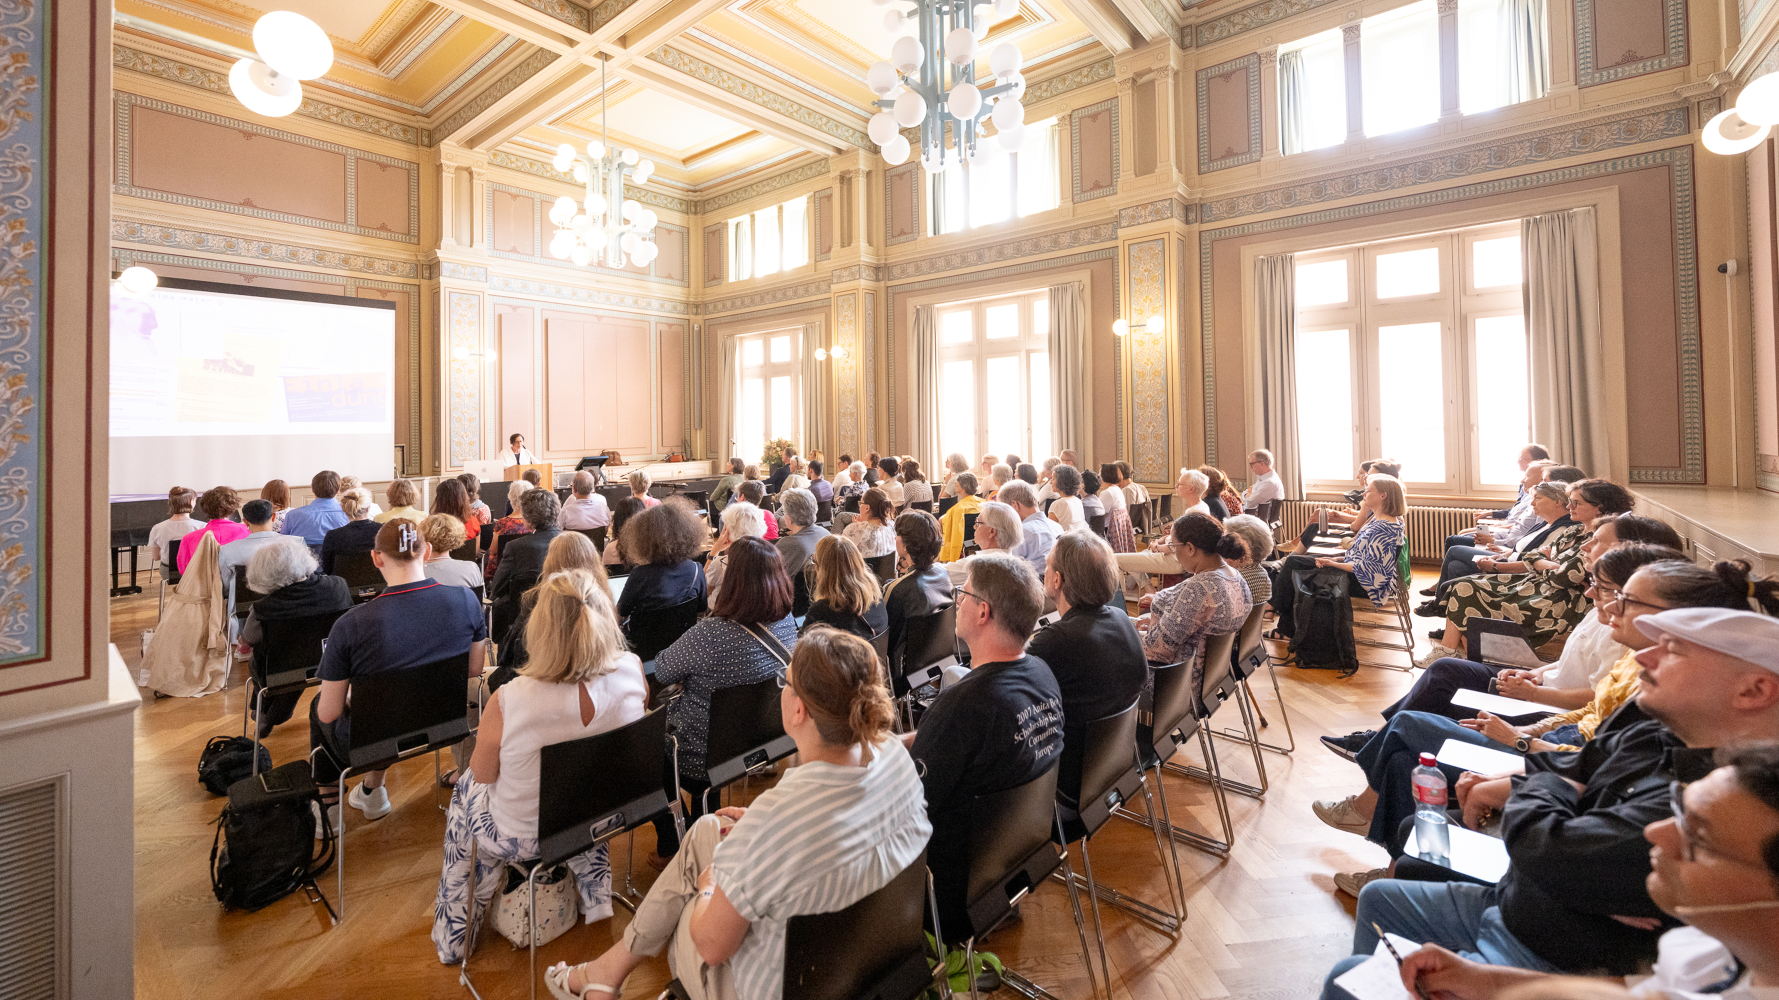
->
[130, 105, 348, 222]
[492, 190, 536, 256]
[542, 313, 657, 456]
[545, 318, 590, 454]
[815, 189, 835, 259]
[1198, 54, 1262, 173]
[705, 223, 725, 284]
[656, 225, 689, 284]
[613, 321, 653, 448]
[498, 306, 536, 448]
[1073, 100, 1117, 201]
[1574, 0, 1688, 85]
[660, 323, 687, 453]
[356, 160, 412, 236]
[1133, 79, 1158, 177]
[886, 163, 919, 243]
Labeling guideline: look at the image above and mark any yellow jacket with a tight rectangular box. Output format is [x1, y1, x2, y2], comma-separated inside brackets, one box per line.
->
[1528, 649, 1640, 749]
[938, 494, 984, 563]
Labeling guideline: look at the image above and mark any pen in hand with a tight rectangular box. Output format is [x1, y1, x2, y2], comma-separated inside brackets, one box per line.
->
[1373, 922, 1433, 1000]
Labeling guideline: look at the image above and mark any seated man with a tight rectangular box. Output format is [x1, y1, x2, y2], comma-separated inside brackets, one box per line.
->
[311, 520, 487, 831]
[1240, 449, 1283, 515]
[999, 481, 1058, 579]
[943, 500, 1022, 587]
[906, 552, 1063, 940]
[1377, 742, 1779, 1000]
[1029, 532, 1145, 805]
[279, 470, 348, 554]
[218, 499, 287, 633]
[560, 470, 611, 530]
[1319, 606, 1779, 990]
[735, 480, 778, 540]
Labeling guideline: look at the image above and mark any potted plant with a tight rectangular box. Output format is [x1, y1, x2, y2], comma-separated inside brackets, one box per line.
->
[761, 436, 796, 473]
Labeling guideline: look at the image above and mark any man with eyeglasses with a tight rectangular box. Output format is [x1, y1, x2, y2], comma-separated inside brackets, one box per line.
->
[1240, 449, 1284, 515]
[904, 551, 1064, 942]
[1368, 741, 1779, 1000]
[1320, 607, 1779, 997]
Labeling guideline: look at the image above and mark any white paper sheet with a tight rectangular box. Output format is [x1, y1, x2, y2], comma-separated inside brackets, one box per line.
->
[1478, 632, 1544, 669]
[1404, 825, 1512, 884]
[1450, 687, 1555, 719]
[1436, 738, 1526, 776]
[1331, 936, 1427, 1000]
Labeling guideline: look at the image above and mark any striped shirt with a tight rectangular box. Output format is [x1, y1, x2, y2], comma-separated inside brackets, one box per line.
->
[710, 735, 931, 1000]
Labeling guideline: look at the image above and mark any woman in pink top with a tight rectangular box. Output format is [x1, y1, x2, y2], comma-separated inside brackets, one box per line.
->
[177, 486, 251, 574]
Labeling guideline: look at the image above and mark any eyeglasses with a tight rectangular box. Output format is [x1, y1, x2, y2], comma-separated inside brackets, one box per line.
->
[952, 585, 985, 607]
[774, 667, 789, 690]
[1601, 589, 1671, 616]
[1670, 781, 1698, 861]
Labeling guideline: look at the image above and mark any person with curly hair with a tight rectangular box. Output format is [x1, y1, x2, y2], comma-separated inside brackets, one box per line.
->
[615, 498, 709, 619]
[176, 486, 250, 575]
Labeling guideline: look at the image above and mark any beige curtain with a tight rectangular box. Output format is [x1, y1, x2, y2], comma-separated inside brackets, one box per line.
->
[800, 323, 824, 455]
[912, 305, 941, 471]
[717, 335, 738, 463]
[1254, 254, 1302, 498]
[1522, 207, 1611, 478]
[1048, 282, 1087, 458]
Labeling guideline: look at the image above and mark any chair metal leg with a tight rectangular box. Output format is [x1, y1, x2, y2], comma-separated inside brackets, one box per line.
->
[249, 688, 267, 776]
[241, 680, 253, 739]
[528, 863, 543, 1000]
[436, 750, 450, 812]
[1056, 812, 1183, 934]
[459, 827, 486, 1000]
[1140, 728, 1236, 856]
[337, 773, 347, 921]
[1077, 841, 1115, 999]
[1146, 769, 1190, 922]
[1209, 687, 1270, 795]
[1250, 662, 1299, 754]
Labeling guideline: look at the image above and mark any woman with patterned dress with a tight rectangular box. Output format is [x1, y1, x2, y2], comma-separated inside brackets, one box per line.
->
[1420, 478, 1634, 666]
[1098, 463, 1136, 552]
[1136, 512, 1254, 710]
[1267, 475, 1408, 644]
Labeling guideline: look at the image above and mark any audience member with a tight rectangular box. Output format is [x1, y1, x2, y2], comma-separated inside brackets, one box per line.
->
[491, 488, 564, 638]
[1112, 469, 1215, 586]
[421, 514, 483, 590]
[1059, 449, 1080, 468]
[937, 472, 983, 562]
[838, 462, 869, 500]
[803, 535, 888, 639]
[457, 472, 491, 525]
[177, 486, 249, 575]
[775, 488, 830, 582]
[1097, 463, 1136, 551]
[1080, 470, 1105, 523]
[1030, 533, 1145, 804]
[1419, 464, 1564, 603]
[939, 452, 971, 497]
[1034, 457, 1062, 505]
[710, 457, 746, 513]
[494, 532, 611, 681]
[734, 480, 778, 540]
[885, 511, 953, 674]
[281, 470, 348, 552]
[560, 471, 611, 531]
[1048, 464, 1088, 534]
[430, 478, 485, 540]
[616, 498, 708, 621]
[485, 480, 535, 580]
[1016, 462, 1039, 487]
[1222, 514, 1276, 606]
[1241, 449, 1284, 513]
[841, 487, 896, 558]
[1117, 461, 1151, 515]
[1199, 466, 1231, 520]
[521, 468, 543, 491]
[260, 479, 291, 532]
[652, 536, 799, 858]
[1268, 475, 1406, 642]
[1284, 461, 1390, 554]
[319, 488, 381, 576]
[339, 475, 384, 519]
[878, 456, 904, 505]
[431, 569, 647, 965]
[547, 628, 928, 1000]
[863, 451, 883, 486]
[630, 470, 660, 509]
[831, 453, 855, 490]
[945, 500, 1022, 587]
[906, 551, 1062, 940]
[988, 462, 1014, 500]
[806, 459, 833, 504]
[767, 446, 798, 493]
[147, 487, 203, 580]
[1137, 512, 1252, 698]
[237, 540, 352, 736]
[374, 478, 424, 523]
[218, 499, 286, 625]
[705, 498, 767, 605]
[900, 459, 934, 507]
[999, 480, 1058, 578]
[311, 520, 487, 832]
[780, 456, 810, 493]
[604, 495, 647, 572]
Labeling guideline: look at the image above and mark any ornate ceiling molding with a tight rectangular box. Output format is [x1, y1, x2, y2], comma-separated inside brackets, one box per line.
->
[112, 218, 421, 278]
[645, 46, 870, 150]
[430, 47, 561, 146]
[692, 158, 830, 215]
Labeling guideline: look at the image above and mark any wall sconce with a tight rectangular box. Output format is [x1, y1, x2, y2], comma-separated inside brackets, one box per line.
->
[1112, 319, 1129, 337]
[1112, 316, 1164, 337]
[813, 345, 848, 360]
[1704, 72, 1779, 155]
[113, 266, 158, 295]
[451, 346, 497, 362]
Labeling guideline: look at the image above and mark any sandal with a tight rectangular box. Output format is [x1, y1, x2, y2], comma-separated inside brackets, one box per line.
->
[544, 962, 621, 1000]
[438, 767, 460, 789]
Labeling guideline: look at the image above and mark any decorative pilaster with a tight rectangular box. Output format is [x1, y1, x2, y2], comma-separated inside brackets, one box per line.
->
[1342, 22, 1364, 140]
[1117, 75, 1137, 184]
[1259, 47, 1280, 156]
[439, 160, 460, 248]
[469, 165, 490, 251]
[1437, 0, 1460, 119]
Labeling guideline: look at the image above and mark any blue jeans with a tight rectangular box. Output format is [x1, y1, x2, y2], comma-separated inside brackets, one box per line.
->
[1355, 711, 1500, 854]
[1319, 881, 1559, 1000]
[1382, 657, 1500, 722]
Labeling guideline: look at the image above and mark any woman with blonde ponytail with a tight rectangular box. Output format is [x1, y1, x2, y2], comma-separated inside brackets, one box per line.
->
[431, 569, 648, 965]
[544, 627, 931, 1000]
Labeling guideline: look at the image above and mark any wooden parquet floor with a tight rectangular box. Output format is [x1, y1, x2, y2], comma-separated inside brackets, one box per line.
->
[117, 571, 1441, 1000]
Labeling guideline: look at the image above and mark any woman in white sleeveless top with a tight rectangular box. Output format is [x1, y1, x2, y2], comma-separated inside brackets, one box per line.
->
[432, 569, 649, 965]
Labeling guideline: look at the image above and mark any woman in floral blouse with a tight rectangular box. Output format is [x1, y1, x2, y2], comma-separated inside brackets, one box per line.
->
[1420, 478, 1633, 666]
[1136, 512, 1253, 709]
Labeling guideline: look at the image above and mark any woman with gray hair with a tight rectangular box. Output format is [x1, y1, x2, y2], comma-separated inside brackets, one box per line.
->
[705, 499, 768, 603]
[629, 470, 660, 509]
[237, 539, 352, 737]
[775, 487, 830, 581]
[939, 452, 971, 497]
[1220, 514, 1276, 605]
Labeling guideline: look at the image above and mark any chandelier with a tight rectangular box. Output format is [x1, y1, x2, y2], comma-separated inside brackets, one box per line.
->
[547, 60, 661, 269]
[863, 0, 1028, 170]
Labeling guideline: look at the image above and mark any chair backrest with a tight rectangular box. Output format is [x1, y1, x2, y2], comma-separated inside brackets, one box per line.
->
[1231, 604, 1267, 681]
[1041, 497, 1056, 515]
[1088, 514, 1107, 538]
[449, 538, 480, 563]
[815, 499, 834, 524]
[344, 652, 473, 769]
[254, 607, 350, 691]
[1068, 701, 1143, 839]
[893, 603, 958, 695]
[1145, 660, 1196, 759]
[1196, 631, 1240, 719]
[1466, 615, 1529, 663]
[792, 571, 812, 619]
[963, 763, 1063, 941]
[1394, 542, 1411, 604]
[783, 854, 932, 1000]
[704, 676, 797, 789]
[167, 538, 184, 583]
[333, 549, 384, 595]
[961, 512, 978, 542]
[1256, 498, 1282, 528]
[868, 629, 890, 668]
[626, 597, 704, 661]
[909, 500, 934, 514]
[536, 706, 675, 866]
[573, 526, 609, 553]
[477, 521, 495, 553]
[867, 552, 898, 583]
[842, 494, 861, 514]
[233, 582, 268, 615]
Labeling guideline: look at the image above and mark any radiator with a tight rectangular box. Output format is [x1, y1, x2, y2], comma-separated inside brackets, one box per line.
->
[1279, 500, 1480, 561]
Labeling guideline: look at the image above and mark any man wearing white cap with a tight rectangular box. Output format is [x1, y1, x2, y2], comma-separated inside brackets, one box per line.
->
[1320, 607, 1779, 997]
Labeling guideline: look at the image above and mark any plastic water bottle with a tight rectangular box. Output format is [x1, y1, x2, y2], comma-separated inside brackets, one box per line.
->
[1411, 753, 1451, 865]
[1318, 507, 1329, 534]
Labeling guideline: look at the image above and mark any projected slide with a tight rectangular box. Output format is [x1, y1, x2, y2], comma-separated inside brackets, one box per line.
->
[109, 279, 398, 495]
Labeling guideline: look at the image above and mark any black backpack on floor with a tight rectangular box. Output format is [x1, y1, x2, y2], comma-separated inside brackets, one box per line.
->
[198, 735, 272, 796]
[1289, 568, 1358, 676]
[210, 761, 335, 912]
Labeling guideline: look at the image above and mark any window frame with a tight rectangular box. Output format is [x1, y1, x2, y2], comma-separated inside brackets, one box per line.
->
[726, 196, 811, 282]
[734, 329, 802, 455]
[930, 118, 1061, 236]
[935, 288, 1052, 462]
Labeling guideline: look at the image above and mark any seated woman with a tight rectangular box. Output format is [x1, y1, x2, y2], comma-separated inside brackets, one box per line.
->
[841, 487, 896, 558]
[732, 481, 778, 540]
[837, 461, 870, 501]
[319, 488, 381, 577]
[338, 475, 383, 519]
[802, 535, 888, 639]
[374, 478, 424, 523]
[936, 472, 983, 562]
[1080, 470, 1106, 525]
[705, 500, 767, 605]
[260, 479, 291, 533]
[147, 487, 202, 581]
[546, 628, 929, 1000]
[430, 477, 485, 540]
[1311, 549, 1779, 893]
[1047, 464, 1088, 534]
[1416, 469, 1576, 614]
[1199, 466, 1231, 521]
[944, 501, 1022, 587]
[311, 521, 487, 829]
[899, 459, 933, 508]
[1221, 514, 1277, 607]
[986, 462, 1014, 500]
[1097, 463, 1136, 552]
[458, 472, 492, 526]
[421, 514, 484, 590]
[178, 486, 250, 574]
[1136, 512, 1252, 704]
[630, 470, 661, 509]
[237, 539, 352, 737]
[603, 496, 647, 572]
[484, 480, 534, 581]
[1419, 479, 1632, 665]
[432, 569, 648, 965]
[615, 498, 708, 622]
[779, 456, 810, 493]
[496, 532, 610, 683]
[938, 453, 971, 498]
[1267, 475, 1407, 643]
[878, 457, 905, 507]
[651, 537, 797, 859]
[884, 510, 953, 676]
[1285, 462, 1385, 555]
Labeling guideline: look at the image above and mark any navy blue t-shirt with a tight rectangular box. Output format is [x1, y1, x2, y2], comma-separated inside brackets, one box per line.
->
[318, 579, 487, 682]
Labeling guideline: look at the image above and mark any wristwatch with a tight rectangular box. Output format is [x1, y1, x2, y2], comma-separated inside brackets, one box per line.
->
[1514, 736, 1531, 753]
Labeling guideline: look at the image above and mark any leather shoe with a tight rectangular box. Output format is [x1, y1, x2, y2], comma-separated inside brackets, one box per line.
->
[1414, 601, 1441, 617]
[1419, 586, 1436, 596]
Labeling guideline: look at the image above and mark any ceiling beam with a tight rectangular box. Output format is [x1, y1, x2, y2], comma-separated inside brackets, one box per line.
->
[426, 0, 585, 54]
[1053, 0, 1141, 53]
[610, 0, 732, 56]
[1106, 0, 1175, 44]
[621, 58, 850, 156]
[462, 60, 603, 149]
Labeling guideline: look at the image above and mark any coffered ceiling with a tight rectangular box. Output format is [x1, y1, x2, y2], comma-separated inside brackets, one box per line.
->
[114, 0, 1161, 189]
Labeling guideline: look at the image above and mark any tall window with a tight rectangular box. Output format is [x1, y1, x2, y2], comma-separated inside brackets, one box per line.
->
[1293, 222, 1527, 496]
[934, 119, 1061, 235]
[1459, 0, 1548, 114]
[936, 290, 1051, 462]
[735, 330, 801, 458]
[728, 197, 810, 282]
[1361, 1, 1439, 137]
[1279, 29, 1346, 155]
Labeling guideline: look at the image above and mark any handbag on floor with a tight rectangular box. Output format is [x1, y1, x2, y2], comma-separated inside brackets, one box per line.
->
[1288, 568, 1358, 675]
[493, 862, 578, 948]
[198, 734, 272, 796]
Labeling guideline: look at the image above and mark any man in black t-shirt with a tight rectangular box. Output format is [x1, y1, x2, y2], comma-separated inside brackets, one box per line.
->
[907, 551, 1063, 942]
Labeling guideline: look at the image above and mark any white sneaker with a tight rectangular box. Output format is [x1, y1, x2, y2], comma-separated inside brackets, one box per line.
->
[1312, 795, 1371, 836]
[348, 782, 391, 820]
[1333, 867, 1390, 897]
[313, 801, 341, 840]
[1413, 644, 1456, 669]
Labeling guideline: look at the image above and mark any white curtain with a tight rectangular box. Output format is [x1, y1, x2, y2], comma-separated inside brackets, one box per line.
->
[912, 305, 941, 472]
[1522, 207, 1611, 479]
[1254, 254, 1302, 499]
[800, 323, 824, 455]
[1501, 0, 1548, 105]
[1279, 48, 1309, 156]
[1048, 282, 1086, 458]
[717, 335, 738, 462]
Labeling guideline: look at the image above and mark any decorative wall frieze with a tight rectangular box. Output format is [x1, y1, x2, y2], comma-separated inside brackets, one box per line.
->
[1574, 0, 1689, 87]
[1195, 0, 1347, 48]
[111, 219, 422, 277]
[1026, 57, 1117, 105]
[694, 159, 830, 216]
[1118, 198, 1196, 227]
[885, 222, 1118, 280]
[647, 47, 871, 150]
[518, 0, 591, 30]
[1199, 102, 1691, 222]
[429, 48, 560, 147]
[703, 278, 833, 316]
[488, 149, 693, 215]
[488, 274, 692, 314]
[831, 264, 885, 283]
[440, 262, 489, 281]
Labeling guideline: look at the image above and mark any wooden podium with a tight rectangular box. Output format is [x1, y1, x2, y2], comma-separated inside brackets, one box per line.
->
[503, 463, 553, 484]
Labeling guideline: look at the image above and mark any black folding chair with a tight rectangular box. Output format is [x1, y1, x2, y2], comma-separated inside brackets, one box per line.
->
[478, 522, 495, 556]
[240, 608, 349, 773]
[842, 494, 862, 515]
[936, 495, 958, 518]
[701, 676, 798, 812]
[780, 855, 935, 1000]
[792, 571, 812, 620]
[1160, 630, 1260, 829]
[869, 629, 890, 669]
[908, 500, 934, 514]
[815, 499, 834, 526]
[572, 526, 608, 554]
[1118, 657, 1232, 859]
[867, 553, 898, 583]
[319, 652, 473, 921]
[1223, 604, 1294, 756]
[332, 549, 384, 600]
[157, 538, 184, 617]
[449, 538, 480, 563]
[625, 597, 705, 661]
[460, 708, 683, 1000]
[1088, 514, 1107, 539]
[890, 604, 959, 728]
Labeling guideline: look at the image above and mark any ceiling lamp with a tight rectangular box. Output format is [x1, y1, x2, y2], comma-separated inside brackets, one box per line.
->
[864, 0, 1026, 170]
[227, 10, 333, 119]
[548, 58, 659, 270]
[1702, 74, 1779, 156]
